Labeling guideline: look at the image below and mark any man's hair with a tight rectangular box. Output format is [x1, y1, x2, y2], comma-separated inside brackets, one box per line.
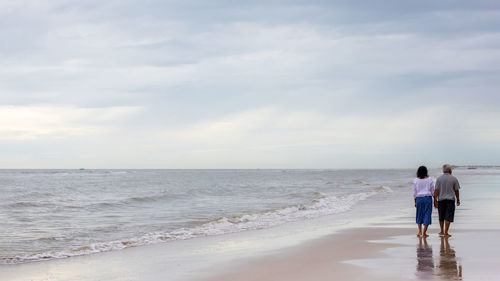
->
[417, 166, 428, 179]
[443, 164, 452, 174]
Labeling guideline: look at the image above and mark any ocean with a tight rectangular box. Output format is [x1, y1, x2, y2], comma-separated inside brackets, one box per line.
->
[0, 169, 433, 264]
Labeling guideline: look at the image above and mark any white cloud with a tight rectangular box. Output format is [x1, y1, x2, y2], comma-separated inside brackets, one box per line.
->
[0, 1, 499, 167]
[0, 105, 142, 140]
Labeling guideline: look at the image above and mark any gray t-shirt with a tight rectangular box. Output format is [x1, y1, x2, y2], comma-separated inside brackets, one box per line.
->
[435, 173, 461, 201]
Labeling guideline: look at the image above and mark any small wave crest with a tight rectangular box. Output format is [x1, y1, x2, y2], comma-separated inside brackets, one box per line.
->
[109, 171, 128, 175]
[353, 179, 370, 185]
[5, 201, 54, 209]
[54, 193, 175, 211]
[377, 185, 393, 193]
[126, 193, 172, 203]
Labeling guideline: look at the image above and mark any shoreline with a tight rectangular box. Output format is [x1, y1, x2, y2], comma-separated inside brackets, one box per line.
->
[2, 211, 500, 281]
[0, 211, 417, 281]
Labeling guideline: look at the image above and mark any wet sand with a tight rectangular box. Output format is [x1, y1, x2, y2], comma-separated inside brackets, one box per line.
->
[201, 226, 412, 281]
[199, 225, 500, 281]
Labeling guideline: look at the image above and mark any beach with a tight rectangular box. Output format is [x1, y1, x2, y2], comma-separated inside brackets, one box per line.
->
[198, 169, 500, 281]
[1, 168, 499, 281]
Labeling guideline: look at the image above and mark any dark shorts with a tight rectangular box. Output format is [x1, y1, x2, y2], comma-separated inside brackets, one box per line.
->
[438, 200, 456, 222]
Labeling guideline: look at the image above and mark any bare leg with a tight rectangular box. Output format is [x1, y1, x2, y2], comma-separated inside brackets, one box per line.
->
[439, 220, 445, 236]
[417, 224, 423, 236]
[423, 225, 429, 237]
[444, 221, 452, 237]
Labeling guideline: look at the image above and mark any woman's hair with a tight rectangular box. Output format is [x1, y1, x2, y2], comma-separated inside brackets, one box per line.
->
[416, 166, 428, 179]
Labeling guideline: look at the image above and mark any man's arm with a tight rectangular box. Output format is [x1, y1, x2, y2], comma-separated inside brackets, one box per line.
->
[454, 178, 461, 206]
[434, 189, 439, 208]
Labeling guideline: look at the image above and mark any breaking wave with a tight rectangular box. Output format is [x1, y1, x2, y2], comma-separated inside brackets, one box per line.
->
[3, 189, 382, 264]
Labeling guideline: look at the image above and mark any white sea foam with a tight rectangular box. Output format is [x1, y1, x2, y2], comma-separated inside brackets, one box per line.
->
[1, 169, 418, 265]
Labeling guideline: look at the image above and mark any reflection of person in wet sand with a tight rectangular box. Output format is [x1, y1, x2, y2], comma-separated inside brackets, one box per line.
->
[438, 237, 462, 280]
[416, 236, 434, 280]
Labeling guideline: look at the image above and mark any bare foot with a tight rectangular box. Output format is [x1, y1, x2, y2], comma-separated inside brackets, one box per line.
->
[422, 233, 429, 238]
[444, 233, 452, 237]
[438, 232, 445, 236]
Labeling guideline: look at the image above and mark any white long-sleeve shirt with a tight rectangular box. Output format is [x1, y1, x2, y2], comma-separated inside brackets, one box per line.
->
[413, 177, 435, 198]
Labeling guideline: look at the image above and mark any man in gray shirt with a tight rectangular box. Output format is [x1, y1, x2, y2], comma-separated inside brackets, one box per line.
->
[434, 164, 461, 237]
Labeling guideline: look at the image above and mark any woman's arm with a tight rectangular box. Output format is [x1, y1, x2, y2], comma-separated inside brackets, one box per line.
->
[430, 179, 435, 197]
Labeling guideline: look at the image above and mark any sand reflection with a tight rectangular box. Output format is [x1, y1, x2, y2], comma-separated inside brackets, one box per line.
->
[416, 237, 434, 280]
[438, 237, 462, 280]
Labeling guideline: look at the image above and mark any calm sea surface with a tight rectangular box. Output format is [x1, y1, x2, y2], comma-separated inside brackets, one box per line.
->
[0, 169, 432, 264]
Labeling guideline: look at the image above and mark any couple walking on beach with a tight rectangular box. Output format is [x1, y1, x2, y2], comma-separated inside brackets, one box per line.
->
[413, 164, 461, 237]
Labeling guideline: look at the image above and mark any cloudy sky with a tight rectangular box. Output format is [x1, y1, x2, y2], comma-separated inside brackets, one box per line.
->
[1, 0, 499, 168]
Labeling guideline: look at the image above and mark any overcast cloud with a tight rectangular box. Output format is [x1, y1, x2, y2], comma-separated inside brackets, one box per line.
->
[1, 0, 499, 168]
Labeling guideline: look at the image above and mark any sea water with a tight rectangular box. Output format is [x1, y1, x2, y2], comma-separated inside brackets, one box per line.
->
[0, 168, 448, 264]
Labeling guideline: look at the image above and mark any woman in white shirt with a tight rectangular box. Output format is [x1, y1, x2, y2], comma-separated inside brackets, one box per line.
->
[414, 166, 435, 237]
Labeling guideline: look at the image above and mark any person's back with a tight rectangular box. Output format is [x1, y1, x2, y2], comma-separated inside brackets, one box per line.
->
[435, 173, 460, 201]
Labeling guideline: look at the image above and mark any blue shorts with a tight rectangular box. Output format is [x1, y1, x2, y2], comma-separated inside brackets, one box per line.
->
[416, 196, 433, 226]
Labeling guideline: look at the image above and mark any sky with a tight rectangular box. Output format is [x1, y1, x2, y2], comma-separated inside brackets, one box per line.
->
[1, 0, 499, 169]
